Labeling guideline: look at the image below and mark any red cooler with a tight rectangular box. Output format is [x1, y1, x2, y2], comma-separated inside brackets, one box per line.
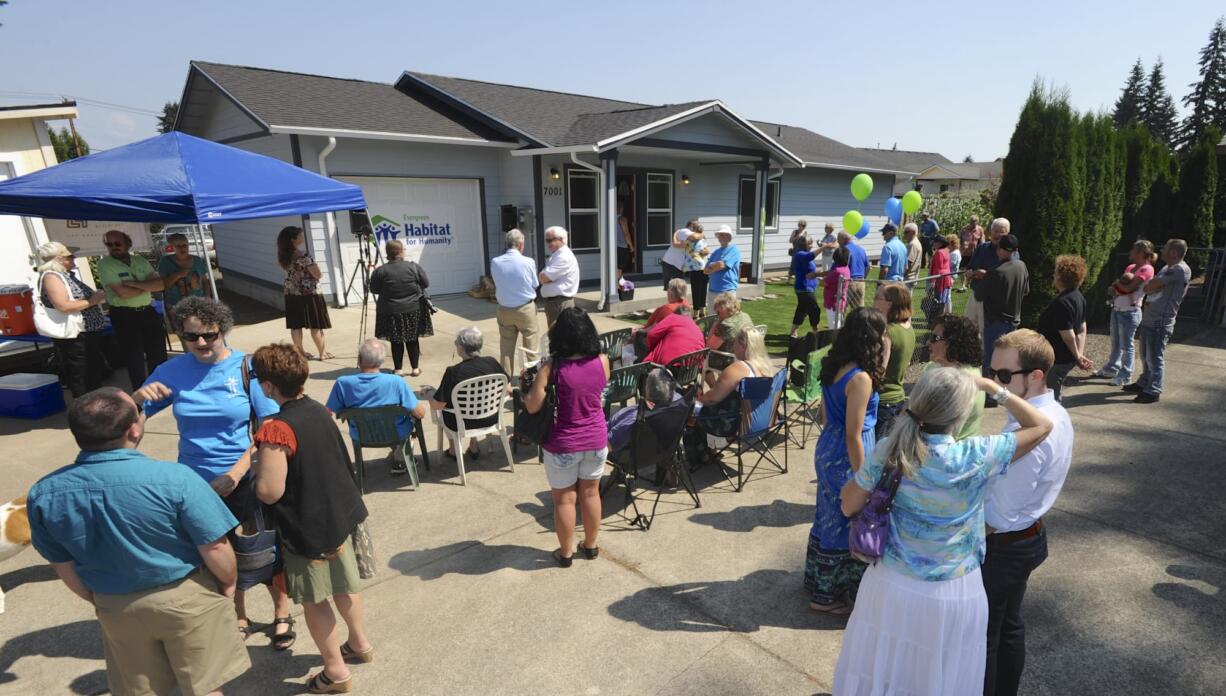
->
[0, 285, 36, 336]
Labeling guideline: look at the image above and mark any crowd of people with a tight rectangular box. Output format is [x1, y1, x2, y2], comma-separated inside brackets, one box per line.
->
[20, 215, 1197, 695]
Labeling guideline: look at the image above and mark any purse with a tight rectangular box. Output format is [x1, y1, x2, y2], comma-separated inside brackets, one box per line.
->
[351, 520, 377, 580]
[514, 361, 556, 446]
[849, 465, 904, 563]
[33, 272, 85, 339]
[231, 499, 280, 589]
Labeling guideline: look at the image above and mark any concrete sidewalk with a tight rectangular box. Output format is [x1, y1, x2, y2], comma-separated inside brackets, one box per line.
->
[0, 295, 1223, 695]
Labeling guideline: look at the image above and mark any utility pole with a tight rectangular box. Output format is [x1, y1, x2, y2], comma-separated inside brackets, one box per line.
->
[63, 98, 83, 159]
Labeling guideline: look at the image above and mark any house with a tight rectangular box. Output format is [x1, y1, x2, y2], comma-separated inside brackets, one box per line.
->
[173, 62, 924, 309]
[913, 160, 1004, 195]
[859, 148, 955, 197]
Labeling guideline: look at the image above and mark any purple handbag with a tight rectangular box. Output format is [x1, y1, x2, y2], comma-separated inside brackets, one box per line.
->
[849, 466, 903, 563]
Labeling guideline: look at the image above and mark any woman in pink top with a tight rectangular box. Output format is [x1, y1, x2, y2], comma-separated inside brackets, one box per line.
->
[644, 307, 705, 365]
[1095, 240, 1157, 385]
[523, 308, 610, 567]
[822, 246, 852, 331]
[926, 235, 954, 323]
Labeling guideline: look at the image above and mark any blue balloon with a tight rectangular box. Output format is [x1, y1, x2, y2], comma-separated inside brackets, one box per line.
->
[884, 197, 903, 225]
[856, 218, 871, 239]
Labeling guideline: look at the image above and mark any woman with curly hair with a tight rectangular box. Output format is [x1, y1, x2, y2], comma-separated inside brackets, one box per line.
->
[805, 306, 886, 614]
[924, 314, 986, 439]
[522, 308, 610, 567]
[1037, 254, 1092, 401]
[277, 226, 333, 360]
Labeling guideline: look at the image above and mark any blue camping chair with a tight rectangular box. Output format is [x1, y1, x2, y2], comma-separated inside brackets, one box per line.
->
[701, 369, 789, 492]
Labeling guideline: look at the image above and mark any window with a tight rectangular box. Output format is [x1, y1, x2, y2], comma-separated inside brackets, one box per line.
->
[566, 169, 599, 250]
[737, 177, 779, 230]
[645, 173, 673, 246]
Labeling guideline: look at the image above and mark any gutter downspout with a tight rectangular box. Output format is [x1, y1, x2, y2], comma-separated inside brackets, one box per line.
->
[317, 136, 347, 308]
[569, 153, 606, 310]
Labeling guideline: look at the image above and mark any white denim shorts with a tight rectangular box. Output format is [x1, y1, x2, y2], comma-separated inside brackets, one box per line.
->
[542, 447, 608, 489]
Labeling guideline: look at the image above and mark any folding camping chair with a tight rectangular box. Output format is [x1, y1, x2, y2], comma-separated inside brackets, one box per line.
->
[598, 328, 632, 368]
[603, 361, 659, 418]
[602, 383, 700, 530]
[665, 349, 710, 389]
[784, 344, 831, 447]
[701, 369, 789, 492]
[337, 405, 430, 493]
[431, 374, 514, 485]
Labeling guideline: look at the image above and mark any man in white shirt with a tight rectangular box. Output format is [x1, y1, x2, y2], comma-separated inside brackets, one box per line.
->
[489, 229, 540, 373]
[982, 329, 1074, 696]
[539, 226, 580, 329]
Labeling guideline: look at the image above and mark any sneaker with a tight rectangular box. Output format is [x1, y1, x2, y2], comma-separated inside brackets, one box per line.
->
[1092, 368, 1117, 379]
[1110, 375, 1129, 387]
[1133, 392, 1159, 404]
[389, 460, 409, 475]
[1122, 383, 1144, 393]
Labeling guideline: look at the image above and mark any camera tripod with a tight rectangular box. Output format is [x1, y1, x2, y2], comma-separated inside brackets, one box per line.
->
[346, 230, 383, 342]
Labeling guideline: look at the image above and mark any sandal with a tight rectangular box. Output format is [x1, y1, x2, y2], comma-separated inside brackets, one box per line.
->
[270, 616, 296, 651]
[552, 548, 573, 568]
[808, 601, 852, 616]
[300, 351, 316, 360]
[578, 544, 599, 560]
[237, 620, 253, 641]
[409, 368, 422, 377]
[320, 351, 336, 360]
[307, 670, 352, 694]
[341, 641, 375, 664]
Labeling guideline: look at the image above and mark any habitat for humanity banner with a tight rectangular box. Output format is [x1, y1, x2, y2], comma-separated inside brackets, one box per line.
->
[369, 207, 456, 263]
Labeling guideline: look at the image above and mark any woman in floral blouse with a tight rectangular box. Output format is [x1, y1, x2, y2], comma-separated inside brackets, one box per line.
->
[277, 226, 333, 360]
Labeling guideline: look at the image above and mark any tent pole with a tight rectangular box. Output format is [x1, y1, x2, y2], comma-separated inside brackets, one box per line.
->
[195, 224, 219, 301]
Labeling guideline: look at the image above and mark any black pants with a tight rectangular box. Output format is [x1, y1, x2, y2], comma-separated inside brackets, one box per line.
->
[1046, 362, 1075, 402]
[52, 331, 109, 398]
[792, 291, 821, 329]
[109, 306, 168, 389]
[982, 528, 1049, 696]
[390, 340, 421, 371]
[874, 400, 906, 441]
[688, 270, 709, 312]
[661, 262, 684, 290]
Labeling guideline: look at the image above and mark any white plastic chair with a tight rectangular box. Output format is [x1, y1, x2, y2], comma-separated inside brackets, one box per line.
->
[432, 374, 514, 485]
[516, 346, 541, 373]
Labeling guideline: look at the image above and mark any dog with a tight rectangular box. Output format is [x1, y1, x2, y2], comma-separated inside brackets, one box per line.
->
[0, 497, 32, 613]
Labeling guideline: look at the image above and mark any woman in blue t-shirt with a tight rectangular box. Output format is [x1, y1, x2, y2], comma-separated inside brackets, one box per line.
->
[134, 296, 295, 648]
[789, 236, 821, 337]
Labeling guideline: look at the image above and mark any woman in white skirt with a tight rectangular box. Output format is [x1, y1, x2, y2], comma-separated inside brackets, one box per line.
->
[835, 366, 1053, 695]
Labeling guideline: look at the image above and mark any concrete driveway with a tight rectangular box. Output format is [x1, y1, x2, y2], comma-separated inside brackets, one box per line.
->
[0, 292, 1223, 695]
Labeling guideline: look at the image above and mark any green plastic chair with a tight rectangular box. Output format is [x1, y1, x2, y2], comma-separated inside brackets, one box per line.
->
[696, 314, 718, 336]
[603, 361, 659, 418]
[598, 328, 632, 367]
[784, 345, 830, 447]
[337, 406, 429, 493]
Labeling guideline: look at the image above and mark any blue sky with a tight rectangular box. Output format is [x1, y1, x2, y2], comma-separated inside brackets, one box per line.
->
[1, 1, 1222, 160]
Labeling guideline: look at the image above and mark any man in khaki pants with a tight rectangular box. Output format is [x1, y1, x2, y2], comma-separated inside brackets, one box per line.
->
[490, 229, 540, 373]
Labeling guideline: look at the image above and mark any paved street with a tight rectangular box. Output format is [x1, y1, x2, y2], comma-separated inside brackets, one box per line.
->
[0, 292, 1223, 695]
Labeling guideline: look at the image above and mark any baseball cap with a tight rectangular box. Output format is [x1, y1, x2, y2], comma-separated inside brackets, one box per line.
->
[998, 234, 1019, 252]
[880, 222, 897, 234]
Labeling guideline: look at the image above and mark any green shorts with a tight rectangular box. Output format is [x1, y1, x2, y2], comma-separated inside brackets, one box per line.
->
[283, 539, 361, 605]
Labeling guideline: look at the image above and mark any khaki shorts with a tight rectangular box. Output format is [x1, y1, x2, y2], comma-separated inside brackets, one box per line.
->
[283, 539, 361, 605]
[94, 568, 250, 696]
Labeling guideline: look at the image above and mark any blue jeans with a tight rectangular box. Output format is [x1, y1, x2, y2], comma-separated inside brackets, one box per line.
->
[982, 320, 1016, 376]
[1101, 308, 1141, 380]
[1137, 324, 1173, 396]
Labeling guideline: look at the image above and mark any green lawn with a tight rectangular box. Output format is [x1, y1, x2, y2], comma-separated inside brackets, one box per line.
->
[623, 279, 969, 356]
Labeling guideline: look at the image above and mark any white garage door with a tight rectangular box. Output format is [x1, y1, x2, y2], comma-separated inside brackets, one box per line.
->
[337, 176, 484, 300]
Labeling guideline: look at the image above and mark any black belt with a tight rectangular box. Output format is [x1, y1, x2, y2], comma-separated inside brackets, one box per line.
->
[109, 305, 155, 312]
[989, 519, 1044, 544]
[543, 295, 574, 301]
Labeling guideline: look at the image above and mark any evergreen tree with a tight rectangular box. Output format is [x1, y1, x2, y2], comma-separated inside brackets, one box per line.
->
[1179, 18, 1226, 150]
[1141, 59, 1180, 147]
[47, 126, 89, 161]
[1113, 59, 1147, 128]
[1174, 127, 1220, 273]
[1121, 125, 1172, 242]
[1080, 113, 1127, 312]
[157, 101, 179, 134]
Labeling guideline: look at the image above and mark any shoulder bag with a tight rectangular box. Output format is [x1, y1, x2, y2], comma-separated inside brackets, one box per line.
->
[33, 272, 85, 340]
[849, 465, 904, 563]
[514, 361, 556, 446]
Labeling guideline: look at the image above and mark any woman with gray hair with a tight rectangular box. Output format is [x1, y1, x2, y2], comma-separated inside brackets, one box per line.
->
[132, 295, 295, 646]
[428, 327, 508, 459]
[834, 367, 1053, 693]
[34, 241, 108, 397]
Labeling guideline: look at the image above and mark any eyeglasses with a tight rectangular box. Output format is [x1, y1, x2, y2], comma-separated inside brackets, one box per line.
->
[545, 237, 560, 243]
[990, 368, 1031, 384]
[927, 334, 946, 343]
[180, 331, 220, 343]
[104, 241, 125, 247]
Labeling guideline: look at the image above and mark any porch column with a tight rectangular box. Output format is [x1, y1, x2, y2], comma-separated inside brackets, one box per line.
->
[601, 149, 619, 307]
[750, 160, 768, 286]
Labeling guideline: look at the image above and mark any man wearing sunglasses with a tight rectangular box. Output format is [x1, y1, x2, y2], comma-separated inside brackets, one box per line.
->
[97, 229, 168, 389]
[981, 329, 1074, 696]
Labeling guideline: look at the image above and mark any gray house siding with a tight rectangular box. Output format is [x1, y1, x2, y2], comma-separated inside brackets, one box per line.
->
[770, 168, 894, 268]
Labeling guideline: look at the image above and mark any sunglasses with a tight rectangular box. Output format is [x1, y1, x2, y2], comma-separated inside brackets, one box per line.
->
[990, 368, 1031, 383]
[927, 334, 946, 343]
[180, 331, 220, 343]
[104, 241, 125, 248]
[545, 237, 561, 242]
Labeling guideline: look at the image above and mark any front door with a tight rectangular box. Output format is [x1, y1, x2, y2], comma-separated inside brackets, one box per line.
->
[615, 173, 637, 277]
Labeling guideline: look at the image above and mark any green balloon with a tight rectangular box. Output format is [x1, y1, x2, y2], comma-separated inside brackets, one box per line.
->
[842, 210, 864, 235]
[851, 173, 874, 201]
[902, 190, 923, 215]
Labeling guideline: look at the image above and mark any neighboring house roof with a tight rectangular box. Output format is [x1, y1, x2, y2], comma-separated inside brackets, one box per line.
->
[918, 160, 1003, 181]
[187, 62, 516, 143]
[754, 123, 919, 174]
[858, 147, 953, 174]
[0, 102, 78, 120]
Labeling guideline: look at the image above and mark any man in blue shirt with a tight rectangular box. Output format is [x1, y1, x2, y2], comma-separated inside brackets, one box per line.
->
[838, 232, 869, 309]
[327, 338, 427, 475]
[27, 387, 250, 696]
[489, 228, 540, 373]
[919, 212, 940, 264]
[703, 225, 741, 308]
[877, 223, 909, 283]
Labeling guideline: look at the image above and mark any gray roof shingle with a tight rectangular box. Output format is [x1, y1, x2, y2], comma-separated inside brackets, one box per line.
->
[858, 147, 954, 173]
[192, 62, 514, 142]
[554, 101, 714, 147]
[751, 123, 922, 173]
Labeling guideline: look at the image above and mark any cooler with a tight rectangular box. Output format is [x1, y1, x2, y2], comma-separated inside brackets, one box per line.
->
[0, 285, 36, 336]
[0, 373, 66, 419]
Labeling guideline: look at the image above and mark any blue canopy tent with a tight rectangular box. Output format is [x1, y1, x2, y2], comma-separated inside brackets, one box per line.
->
[0, 131, 366, 300]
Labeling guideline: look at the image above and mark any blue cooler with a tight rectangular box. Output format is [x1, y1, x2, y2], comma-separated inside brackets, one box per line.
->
[0, 373, 66, 419]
